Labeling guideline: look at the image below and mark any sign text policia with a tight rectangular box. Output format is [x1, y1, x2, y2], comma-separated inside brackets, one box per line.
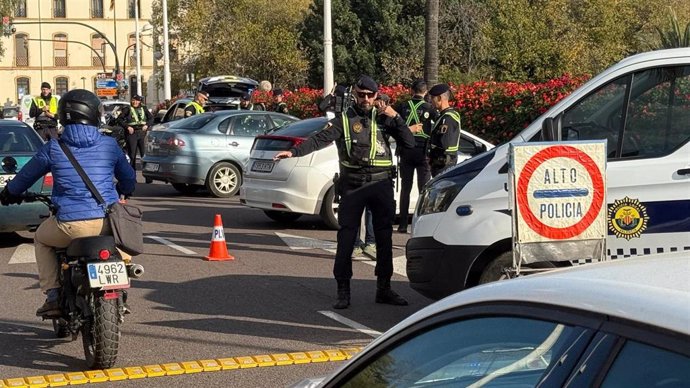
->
[512, 142, 607, 244]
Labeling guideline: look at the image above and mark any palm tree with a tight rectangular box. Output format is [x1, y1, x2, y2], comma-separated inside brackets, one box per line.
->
[424, 0, 439, 86]
[655, 8, 690, 48]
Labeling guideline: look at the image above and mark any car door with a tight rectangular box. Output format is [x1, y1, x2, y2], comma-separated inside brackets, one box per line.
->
[224, 113, 270, 166]
[324, 305, 601, 388]
[559, 65, 690, 260]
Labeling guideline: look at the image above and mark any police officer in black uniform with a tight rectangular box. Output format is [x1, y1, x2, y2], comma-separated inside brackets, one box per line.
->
[272, 88, 289, 114]
[239, 92, 264, 110]
[427, 83, 461, 177]
[116, 94, 153, 170]
[395, 79, 437, 233]
[274, 76, 415, 309]
[30, 82, 60, 140]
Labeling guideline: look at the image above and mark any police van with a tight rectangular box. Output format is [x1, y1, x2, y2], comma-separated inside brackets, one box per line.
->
[407, 48, 690, 300]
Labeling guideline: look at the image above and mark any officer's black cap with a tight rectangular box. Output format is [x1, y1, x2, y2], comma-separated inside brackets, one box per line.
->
[411, 78, 426, 90]
[240, 92, 251, 101]
[41, 82, 51, 89]
[355, 75, 378, 93]
[273, 88, 283, 96]
[428, 83, 450, 96]
[334, 84, 347, 97]
[131, 94, 143, 101]
[197, 90, 209, 98]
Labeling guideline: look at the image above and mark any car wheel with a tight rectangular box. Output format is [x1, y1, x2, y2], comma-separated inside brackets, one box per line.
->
[479, 251, 555, 285]
[263, 210, 302, 223]
[319, 186, 339, 230]
[206, 162, 241, 198]
[172, 183, 201, 195]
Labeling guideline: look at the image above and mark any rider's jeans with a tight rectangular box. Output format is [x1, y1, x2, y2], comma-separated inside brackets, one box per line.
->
[34, 216, 131, 293]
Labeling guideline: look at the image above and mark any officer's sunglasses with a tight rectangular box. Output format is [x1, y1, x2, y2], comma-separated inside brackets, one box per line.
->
[356, 91, 376, 99]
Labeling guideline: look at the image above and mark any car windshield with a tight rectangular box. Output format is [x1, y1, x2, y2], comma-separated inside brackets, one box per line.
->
[3, 107, 19, 117]
[0, 123, 43, 153]
[169, 113, 216, 130]
[271, 118, 329, 136]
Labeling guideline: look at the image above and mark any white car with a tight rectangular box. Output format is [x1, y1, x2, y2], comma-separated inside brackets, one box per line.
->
[240, 117, 493, 229]
[292, 251, 690, 387]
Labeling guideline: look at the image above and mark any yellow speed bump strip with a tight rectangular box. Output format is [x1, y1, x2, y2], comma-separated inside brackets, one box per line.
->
[1, 347, 362, 386]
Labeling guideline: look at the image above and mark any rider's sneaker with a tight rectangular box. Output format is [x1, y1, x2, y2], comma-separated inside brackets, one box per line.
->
[36, 300, 61, 317]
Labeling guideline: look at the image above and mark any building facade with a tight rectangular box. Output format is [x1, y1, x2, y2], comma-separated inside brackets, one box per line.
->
[0, 0, 160, 107]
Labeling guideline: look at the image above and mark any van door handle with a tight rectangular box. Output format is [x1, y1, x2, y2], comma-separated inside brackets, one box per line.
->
[677, 168, 690, 176]
[229, 142, 239, 147]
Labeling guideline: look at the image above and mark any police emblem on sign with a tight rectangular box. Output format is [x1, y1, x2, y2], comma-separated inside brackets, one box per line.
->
[608, 197, 649, 240]
[353, 122, 363, 133]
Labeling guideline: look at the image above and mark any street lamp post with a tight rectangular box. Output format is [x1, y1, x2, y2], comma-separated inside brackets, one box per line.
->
[162, 0, 171, 100]
[81, 77, 86, 89]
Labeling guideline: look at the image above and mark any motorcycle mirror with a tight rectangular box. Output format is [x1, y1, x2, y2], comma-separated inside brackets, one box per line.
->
[1, 156, 18, 173]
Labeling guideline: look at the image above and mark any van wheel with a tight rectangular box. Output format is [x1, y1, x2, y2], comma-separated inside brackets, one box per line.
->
[479, 251, 555, 284]
[263, 210, 302, 223]
[206, 162, 241, 197]
[319, 187, 339, 230]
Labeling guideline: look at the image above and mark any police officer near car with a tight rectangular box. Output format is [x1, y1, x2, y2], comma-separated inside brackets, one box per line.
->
[395, 79, 437, 233]
[272, 88, 289, 114]
[30, 82, 59, 140]
[116, 94, 153, 170]
[274, 75, 415, 309]
[427, 83, 461, 177]
[184, 90, 209, 117]
[239, 92, 264, 110]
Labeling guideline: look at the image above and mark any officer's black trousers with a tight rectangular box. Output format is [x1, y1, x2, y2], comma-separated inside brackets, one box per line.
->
[398, 155, 431, 229]
[125, 129, 146, 170]
[334, 179, 395, 281]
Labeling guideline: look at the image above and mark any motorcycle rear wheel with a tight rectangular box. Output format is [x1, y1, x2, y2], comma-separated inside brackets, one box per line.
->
[82, 296, 121, 369]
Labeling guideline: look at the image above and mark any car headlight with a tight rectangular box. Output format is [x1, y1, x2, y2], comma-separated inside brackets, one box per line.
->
[418, 179, 465, 216]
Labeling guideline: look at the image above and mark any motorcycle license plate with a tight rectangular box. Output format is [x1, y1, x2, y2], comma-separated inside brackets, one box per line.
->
[87, 261, 129, 288]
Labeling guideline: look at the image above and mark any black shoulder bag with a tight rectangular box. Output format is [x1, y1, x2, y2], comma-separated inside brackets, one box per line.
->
[58, 141, 144, 256]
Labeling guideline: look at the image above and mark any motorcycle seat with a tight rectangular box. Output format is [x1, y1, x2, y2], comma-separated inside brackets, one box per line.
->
[66, 235, 118, 258]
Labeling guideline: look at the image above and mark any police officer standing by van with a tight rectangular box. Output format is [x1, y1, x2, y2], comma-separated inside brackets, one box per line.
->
[395, 79, 436, 233]
[30, 82, 59, 140]
[116, 94, 153, 170]
[274, 76, 415, 309]
[427, 84, 461, 177]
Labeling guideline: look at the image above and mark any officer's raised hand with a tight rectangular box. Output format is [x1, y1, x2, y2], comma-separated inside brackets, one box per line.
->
[273, 151, 293, 160]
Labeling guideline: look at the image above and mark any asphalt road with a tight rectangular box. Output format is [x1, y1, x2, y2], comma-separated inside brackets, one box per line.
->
[0, 178, 434, 387]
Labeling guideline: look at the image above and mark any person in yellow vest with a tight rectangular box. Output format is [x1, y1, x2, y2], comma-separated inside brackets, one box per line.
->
[184, 90, 209, 117]
[427, 83, 461, 177]
[30, 82, 59, 140]
[116, 94, 153, 170]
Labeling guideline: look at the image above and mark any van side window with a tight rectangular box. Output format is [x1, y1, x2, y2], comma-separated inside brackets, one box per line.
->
[622, 66, 690, 158]
[561, 76, 629, 158]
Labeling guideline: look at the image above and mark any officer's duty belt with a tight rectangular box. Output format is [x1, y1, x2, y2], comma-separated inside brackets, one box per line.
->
[344, 170, 391, 185]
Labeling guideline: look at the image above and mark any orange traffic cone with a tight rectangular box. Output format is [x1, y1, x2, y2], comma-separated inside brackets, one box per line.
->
[205, 214, 235, 261]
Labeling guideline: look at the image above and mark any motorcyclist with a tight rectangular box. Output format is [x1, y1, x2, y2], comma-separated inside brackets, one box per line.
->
[0, 89, 136, 318]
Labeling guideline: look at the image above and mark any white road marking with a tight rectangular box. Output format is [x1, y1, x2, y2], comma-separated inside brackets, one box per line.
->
[8, 243, 36, 264]
[276, 232, 338, 250]
[145, 235, 198, 255]
[319, 310, 381, 338]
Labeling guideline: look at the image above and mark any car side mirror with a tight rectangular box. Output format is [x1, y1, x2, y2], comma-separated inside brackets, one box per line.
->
[541, 114, 562, 141]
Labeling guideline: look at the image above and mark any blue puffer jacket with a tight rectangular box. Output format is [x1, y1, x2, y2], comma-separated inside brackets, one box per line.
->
[8, 123, 136, 222]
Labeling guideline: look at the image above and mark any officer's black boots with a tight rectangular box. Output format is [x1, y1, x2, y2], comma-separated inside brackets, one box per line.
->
[333, 280, 351, 309]
[375, 278, 409, 306]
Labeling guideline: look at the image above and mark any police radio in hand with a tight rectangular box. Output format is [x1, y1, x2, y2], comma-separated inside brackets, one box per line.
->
[335, 86, 353, 113]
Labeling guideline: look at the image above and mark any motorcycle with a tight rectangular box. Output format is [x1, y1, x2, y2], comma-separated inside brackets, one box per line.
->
[19, 192, 144, 369]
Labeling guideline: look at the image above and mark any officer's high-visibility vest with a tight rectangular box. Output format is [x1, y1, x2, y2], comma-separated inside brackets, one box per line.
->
[127, 107, 147, 125]
[33, 96, 58, 114]
[185, 101, 204, 115]
[406, 99, 429, 140]
[341, 108, 393, 168]
[431, 109, 461, 155]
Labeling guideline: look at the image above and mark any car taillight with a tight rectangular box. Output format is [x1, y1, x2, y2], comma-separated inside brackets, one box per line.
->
[166, 137, 185, 147]
[42, 173, 53, 190]
[99, 249, 110, 260]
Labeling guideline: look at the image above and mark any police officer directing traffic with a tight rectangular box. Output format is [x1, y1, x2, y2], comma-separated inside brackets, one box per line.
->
[184, 90, 209, 117]
[427, 83, 461, 177]
[116, 94, 153, 170]
[30, 82, 59, 140]
[395, 79, 436, 233]
[274, 75, 415, 309]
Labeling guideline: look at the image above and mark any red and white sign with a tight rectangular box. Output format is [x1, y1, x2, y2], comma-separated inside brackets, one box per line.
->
[512, 142, 607, 243]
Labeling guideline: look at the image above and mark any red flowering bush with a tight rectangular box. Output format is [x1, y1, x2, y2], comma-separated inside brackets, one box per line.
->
[248, 74, 589, 144]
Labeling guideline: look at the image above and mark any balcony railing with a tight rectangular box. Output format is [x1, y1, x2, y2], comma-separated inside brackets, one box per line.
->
[15, 57, 28, 67]
[54, 56, 67, 67]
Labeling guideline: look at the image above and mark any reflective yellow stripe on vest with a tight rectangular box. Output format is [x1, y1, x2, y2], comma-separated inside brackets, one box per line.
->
[341, 108, 393, 168]
[34, 96, 58, 114]
[438, 110, 461, 153]
[128, 107, 146, 125]
[186, 101, 204, 114]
